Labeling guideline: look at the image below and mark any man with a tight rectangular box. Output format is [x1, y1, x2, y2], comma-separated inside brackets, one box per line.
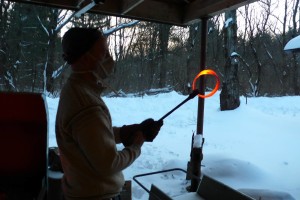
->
[56, 27, 163, 200]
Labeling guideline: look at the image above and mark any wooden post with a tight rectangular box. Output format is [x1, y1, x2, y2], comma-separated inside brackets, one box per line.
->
[188, 17, 208, 192]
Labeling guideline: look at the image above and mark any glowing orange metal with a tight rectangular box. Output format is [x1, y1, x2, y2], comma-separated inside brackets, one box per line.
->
[192, 69, 220, 98]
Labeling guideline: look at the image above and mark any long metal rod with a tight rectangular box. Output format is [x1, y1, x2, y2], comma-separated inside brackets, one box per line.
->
[158, 89, 199, 122]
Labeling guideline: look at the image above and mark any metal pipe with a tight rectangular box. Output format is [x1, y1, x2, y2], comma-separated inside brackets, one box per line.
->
[158, 89, 199, 122]
[132, 168, 189, 193]
[197, 17, 208, 136]
[190, 17, 208, 192]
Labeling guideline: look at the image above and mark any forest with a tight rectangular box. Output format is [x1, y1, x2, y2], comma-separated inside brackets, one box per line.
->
[1, 0, 300, 100]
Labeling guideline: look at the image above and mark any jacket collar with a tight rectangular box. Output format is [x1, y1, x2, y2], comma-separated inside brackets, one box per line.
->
[68, 72, 106, 94]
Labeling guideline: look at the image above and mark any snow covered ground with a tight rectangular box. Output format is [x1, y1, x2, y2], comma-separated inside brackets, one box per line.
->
[47, 91, 300, 200]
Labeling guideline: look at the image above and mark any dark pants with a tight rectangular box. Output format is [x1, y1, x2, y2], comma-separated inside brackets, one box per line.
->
[103, 195, 121, 200]
[61, 195, 122, 200]
[63, 194, 121, 200]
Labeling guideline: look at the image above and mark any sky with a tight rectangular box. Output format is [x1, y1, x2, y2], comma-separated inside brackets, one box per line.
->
[47, 91, 300, 200]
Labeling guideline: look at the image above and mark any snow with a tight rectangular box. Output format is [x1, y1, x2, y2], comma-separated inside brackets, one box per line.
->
[46, 91, 300, 200]
[193, 134, 203, 148]
[224, 17, 233, 28]
[231, 52, 239, 57]
[284, 35, 300, 51]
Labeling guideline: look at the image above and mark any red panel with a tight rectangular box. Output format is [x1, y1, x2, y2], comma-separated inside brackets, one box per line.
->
[0, 92, 47, 176]
[0, 92, 47, 122]
[0, 122, 47, 175]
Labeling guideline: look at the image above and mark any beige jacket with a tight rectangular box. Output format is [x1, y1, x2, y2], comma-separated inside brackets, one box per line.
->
[55, 73, 141, 199]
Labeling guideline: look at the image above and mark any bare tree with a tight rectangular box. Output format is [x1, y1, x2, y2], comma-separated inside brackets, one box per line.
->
[158, 23, 172, 88]
[290, 0, 300, 95]
[185, 22, 201, 94]
[0, 0, 10, 91]
[147, 23, 159, 89]
[220, 10, 240, 110]
[238, 0, 278, 96]
[36, 8, 63, 94]
[3, 0, 300, 96]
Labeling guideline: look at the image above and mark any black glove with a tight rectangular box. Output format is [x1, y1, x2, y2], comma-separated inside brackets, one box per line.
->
[120, 124, 140, 147]
[140, 118, 163, 142]
[120, 119, 164, 146]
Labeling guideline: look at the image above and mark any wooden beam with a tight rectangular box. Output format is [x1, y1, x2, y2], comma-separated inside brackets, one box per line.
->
[183, 0, 257, 24]
[8, 0, 258, 26]
[8, 0, 79, 10]
[120, 0, 185, 25]
[121, 0, 144, 14]
[88, 0, 184, 25]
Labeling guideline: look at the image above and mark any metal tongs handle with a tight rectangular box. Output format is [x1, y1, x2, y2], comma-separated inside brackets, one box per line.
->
[158, 89, 200, 122]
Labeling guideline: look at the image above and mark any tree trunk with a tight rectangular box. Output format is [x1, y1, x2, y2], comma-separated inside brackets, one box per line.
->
[148, 24, 158, 89]
[220, 59, 240, 110]
[0, 1, 12, 91]
[220, 10, 240, 110]
[158, 24, 171, 88]
[292, 0, 300, 95]
[46, 33, 57, 94]
[45, 10, 59, 94]
[185, 22, 201, 95]
[0, 0, 7, 90]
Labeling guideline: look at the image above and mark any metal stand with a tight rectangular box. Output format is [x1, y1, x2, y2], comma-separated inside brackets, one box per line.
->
[133, 168, 188, 194]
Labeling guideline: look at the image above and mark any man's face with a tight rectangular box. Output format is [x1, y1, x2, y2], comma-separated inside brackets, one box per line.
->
[87, 36, 115, 79]
[89, 36, 111, 63]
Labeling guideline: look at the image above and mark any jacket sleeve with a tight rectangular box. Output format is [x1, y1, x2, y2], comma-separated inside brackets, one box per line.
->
[69, 106, 141, 175]
[113, 127, 122, 144]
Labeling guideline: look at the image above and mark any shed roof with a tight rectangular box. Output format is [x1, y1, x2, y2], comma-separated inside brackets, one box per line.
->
[8, 0, 256, 26]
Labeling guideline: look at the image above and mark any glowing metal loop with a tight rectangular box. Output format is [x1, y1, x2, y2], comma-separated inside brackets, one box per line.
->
[192, 69, 220, 98]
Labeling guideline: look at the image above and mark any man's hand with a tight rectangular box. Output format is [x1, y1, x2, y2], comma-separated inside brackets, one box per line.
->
[120, 118, 164, 147]
[120, 124, 140, 147]
[132, 131, 145, 148]
[140, 119, 163, 142]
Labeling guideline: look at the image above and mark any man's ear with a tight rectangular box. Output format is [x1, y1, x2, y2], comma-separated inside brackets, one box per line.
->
[73, 53, 99, 71]
[96, 37, 109, 59]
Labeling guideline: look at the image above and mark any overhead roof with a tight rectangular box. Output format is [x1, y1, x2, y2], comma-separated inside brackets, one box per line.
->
[8, 0, 256, 26]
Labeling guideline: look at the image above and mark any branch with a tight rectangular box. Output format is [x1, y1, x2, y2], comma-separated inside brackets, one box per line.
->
[55, 10, 76, 33]
[103, 20, 139, 36]
[55, 10, 72, 33]
[51, 63, 68, 79]
[36, 14, 49, 37]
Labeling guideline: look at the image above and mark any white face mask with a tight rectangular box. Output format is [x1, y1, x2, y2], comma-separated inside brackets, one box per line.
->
[93, 55, 115, 80]
[71, 53, 118, 94]
[72, 52, 115, 82]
